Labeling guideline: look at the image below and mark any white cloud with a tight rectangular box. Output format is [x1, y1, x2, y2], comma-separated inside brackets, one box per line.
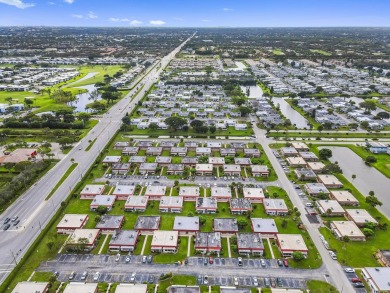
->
[150, 20, 165, 25]
[64, 0, 73, 3]
[130, 20, 142, 26]
[71, 12, 97, 19]
[223, 8, 233, 11]
[87, 11, 97, 19]
[48, 1, 55, 5]
[0, 0, 35, 9]
[109, 17, 130, 22]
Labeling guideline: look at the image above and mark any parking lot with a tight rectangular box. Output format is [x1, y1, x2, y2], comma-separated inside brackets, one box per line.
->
[39, 253, 323, 289]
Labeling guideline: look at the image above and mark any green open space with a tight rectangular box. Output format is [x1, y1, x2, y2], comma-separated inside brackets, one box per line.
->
[66, 65, 128, 87]
[306, 280, 338, 293]
[272, 49, 285, 55]
[309, 49, 332, 56]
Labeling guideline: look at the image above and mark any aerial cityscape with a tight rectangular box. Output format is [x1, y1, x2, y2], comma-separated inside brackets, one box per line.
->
[0, 1, 390, 293]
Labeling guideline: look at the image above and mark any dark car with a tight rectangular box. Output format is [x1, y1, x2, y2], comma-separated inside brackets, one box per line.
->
[277, 277, 283, 287]
[184, 258, 188, 265]
[147, 255, 153, 263]
[353, 282, 364, 288]
[148, 275, 154, 284]
[270, 278, 276, 288]
[13, 220, 20, 226]
[3, 224, 10, 231]
[3, 218, 10, 225]
[204, 257, 208, 265]
[264, 278, 270, 287]
[277, 259, 283, 267]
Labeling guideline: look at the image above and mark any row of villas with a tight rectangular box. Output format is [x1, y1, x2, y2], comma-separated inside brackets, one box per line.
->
[57, 214, 306, 258]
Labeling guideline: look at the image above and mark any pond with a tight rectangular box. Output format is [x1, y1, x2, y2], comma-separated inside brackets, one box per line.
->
[321, 146, 390, 219]
[240, 85, 263, 99]
[272, 97, 309, 128]
[70, 84, 101, 112]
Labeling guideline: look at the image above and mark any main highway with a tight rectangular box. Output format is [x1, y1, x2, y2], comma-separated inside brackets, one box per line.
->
[0, 34, 194, 285]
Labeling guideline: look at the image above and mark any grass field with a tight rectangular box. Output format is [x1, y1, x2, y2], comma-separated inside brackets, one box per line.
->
[272, 49, 285, 55]
[310, 49, 332, 56]
[306, 280, 338, 293]
[65, 65, 126, 87]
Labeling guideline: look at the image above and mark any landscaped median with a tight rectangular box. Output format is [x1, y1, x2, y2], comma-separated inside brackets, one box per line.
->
[45, 163, 78, 200]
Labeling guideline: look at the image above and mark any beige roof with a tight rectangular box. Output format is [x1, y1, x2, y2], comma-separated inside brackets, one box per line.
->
[151, 230, 179, 247]
[211, 187, 232, 198]
[277, 234, 308, 251]
[160, 196, 184, 208]
[318, 174, 343, 186]
[63, 283, 98, 293]
[12, 282, 48, 293]
[330, 190, 358, 204]
[307, 161, 325, 171]
[195, 164, 213, 171]
[179, 186, 200, 197]
[69, 229, 100, 245]
[243, 188, 265, 199]
[145, 185, 167, 196]
[209, 157, 225, 164]
[115, 284, 147, 293]
[57, 214, 88, 229]
[291, 142, 308, 150]
[346, 209, 378, 225]
[286, 157, 306, 165]
[80, 184, 105, 195]
[331, 221, 365, 238]
[317, 200, 345, 214]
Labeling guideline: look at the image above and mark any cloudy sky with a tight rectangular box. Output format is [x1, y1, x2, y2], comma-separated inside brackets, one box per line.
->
[0, 0, 389, 27]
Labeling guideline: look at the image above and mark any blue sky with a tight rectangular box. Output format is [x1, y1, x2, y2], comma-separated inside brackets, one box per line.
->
[0, 0, 389, 27]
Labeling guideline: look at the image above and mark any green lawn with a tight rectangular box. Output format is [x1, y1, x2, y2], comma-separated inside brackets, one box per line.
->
[272, 49, 285, 55]
[306, 280, 338, 293]
[65, 65, 126, 87]
[310, 49, 332, 56]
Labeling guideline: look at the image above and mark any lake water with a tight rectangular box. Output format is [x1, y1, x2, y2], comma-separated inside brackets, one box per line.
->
[322, 146, 390, 219]
[272, 97, 309, 128]
[240, 85, 263, 99]
[71, 84, 101, 112]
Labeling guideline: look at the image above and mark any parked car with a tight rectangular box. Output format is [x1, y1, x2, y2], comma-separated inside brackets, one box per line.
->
[353, 282, 364, 288]
[68, 272, 75, 280]
[283, 259, 289, 267]
[264, 278, 271, 287]
[209, 256, 214, 264]
[238, 257, 243, 266]
[148, 275, 154, 284]
[130, 272, 136, 282]
[93, 272, 100, 281]
[260, 259, 266, 267]
[142, 256, 147, 263]
[345, 267, 354, 273]
[351, 278, 362, 283]
[305, 202, 313, 207]
[234, 277, 239, 286]
[253, 277, 259, 286]
[147, 255, 153, 263]
[277, 259, 283, 267]
[115, 254, 120, 262]
[125, 256, 130, 263]
[204, 257, 208, 265]
[270, 278, 276, 288]
[80, 271, 88, 280]
[203, 275, 208, 285]
[277, 277, 283, 287]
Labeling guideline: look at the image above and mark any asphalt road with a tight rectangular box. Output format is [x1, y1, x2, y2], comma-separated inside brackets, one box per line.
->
[0, 35, 194, 285]
[252, 125, 356, 293]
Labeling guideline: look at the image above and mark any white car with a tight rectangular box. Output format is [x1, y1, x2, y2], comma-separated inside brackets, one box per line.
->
[203, 275, 208, 285]
[115, 254, 120, 262]
[93, 272, 100, 281]
[345, 267, 355, 273]
[234, 277, 239, 286]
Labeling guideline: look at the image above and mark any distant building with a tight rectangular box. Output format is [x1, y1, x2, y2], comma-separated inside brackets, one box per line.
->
[276, 234, 308, 258]
[109, 230, 139, 252]
[12, 282, 49, 293]
[237, 233, 264, 256]
[330, 221, 366, 241]
[57, 214, 88, 234]
[151, 230, 179, 253]
[194, 232, 221, 254]
[361, 267, 390, 293]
